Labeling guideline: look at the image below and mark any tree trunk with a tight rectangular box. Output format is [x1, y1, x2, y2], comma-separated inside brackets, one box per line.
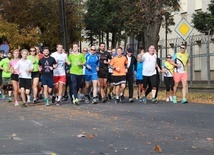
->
[112, 32, 116, 48]
[106, 32, 109, 48]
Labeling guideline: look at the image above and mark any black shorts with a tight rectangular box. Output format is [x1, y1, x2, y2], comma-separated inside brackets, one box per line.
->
[136, 79, 143, 85]
[107, 73, 113, 83]
[98, 69, 108, 79]
[31, 71, 40, 79]
[11, 74, 19, 82]
[41, 75, 54, 88]
[19, 78, 31, 90]
[113, 76, 126, 86]
[143, 75, 157, 89]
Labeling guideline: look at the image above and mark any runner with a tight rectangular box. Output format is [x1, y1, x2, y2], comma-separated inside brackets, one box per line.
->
[97, 42, 111, 103]
[9, 49, 20, 106]
[162, 54, 175, 102]
[39, 47, 57, 106]
[14, 49, 33, 107]
[0, 52, 12, 102]
[136, 52, 145, 102]
[142, 45, 160, 104]
[68, 42, 86, 105]
[27, 47, 40, 103]
[84, 46, 99, 104]
[170, 44, 190, 104]
[110, 47, 128, 103]
[51, 44, 69, 105]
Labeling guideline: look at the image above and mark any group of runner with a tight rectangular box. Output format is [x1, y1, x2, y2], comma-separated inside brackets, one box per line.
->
[0, 42, 189, 107]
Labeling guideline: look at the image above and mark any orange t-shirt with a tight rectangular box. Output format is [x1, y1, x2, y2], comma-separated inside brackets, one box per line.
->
[110, 55, 128, 76]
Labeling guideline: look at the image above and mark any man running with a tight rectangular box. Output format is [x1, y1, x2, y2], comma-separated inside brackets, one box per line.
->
[51, 44, 69, 105]
[97, 42, 111, 103]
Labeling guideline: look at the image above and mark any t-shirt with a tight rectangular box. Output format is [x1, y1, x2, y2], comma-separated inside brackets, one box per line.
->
[51, 52, 68, 76]
[9, 59, 20, 74]
[162, 61, 174, 77]
[142, 52, 157, 76]
[68, 53, 86, 75]
[97, 51, 112, 71]
[136, 61, 143, 80]
[85, 53, 100, 75]
[0, 57, 12, 78]
[39, 56, 57, 76]
[14, 59, 33, 79]
[172, 52, 189, 73]
[110, 55, 128, 76]
[27, 55, 39, 72]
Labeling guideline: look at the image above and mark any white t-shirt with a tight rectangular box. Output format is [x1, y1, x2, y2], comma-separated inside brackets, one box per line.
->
[14, 59, 33, 79]
[142, 52, 157, 76]
[51, 52, 68, 76]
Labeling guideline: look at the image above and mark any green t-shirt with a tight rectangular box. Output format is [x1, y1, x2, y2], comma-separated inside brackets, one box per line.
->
[0, 58, 12, 78]
[27, 55, 39, 72]
[68, 53, 86, 75]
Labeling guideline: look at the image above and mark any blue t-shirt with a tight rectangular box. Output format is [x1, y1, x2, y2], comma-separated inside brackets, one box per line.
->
[85, 53, 100, 75]
[136, 61, 143, 80]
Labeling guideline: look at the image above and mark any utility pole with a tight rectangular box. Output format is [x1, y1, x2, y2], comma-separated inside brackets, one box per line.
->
[59, 0, 68, 51]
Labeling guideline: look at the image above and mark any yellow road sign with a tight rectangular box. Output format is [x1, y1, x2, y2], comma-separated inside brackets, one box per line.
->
[175, 18, 193, 40]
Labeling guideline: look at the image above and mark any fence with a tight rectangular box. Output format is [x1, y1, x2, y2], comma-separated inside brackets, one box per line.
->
[127, 34, 214, 87]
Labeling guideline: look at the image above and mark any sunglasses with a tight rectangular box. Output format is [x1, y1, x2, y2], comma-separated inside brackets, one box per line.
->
[167, 57, 172, 59]
[91, 49, 96, 51]
[180, 47, 185, 49]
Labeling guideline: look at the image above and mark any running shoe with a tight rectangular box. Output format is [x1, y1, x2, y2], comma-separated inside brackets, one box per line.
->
[33, 99, 39, 104]
[56, 100, 62, 106]
[129, 98, 134, 103]
[115, 99, 120, 104]
[151, 98, 158, 104]
[142, 97, 147, 104]
[181, 98, 188, 104]
[119, 95, 124, 103]
[172, 96, 177, 104]
[8, 97, 12, 103]
[2, 94, 5, 100]
[92, 98, 97, 104]
[52, 96, 56, 104]
[21, 103, 27, 108]
[45, 99, 50, 106]
[166, 98, 170, 102]
[169, 96, 173, 101]
[15, 101, 19, 107]
[38, 94, 43, 100]
[73, 98, 79, 105]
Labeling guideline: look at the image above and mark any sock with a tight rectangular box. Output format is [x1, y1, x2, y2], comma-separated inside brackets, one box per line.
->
[58, 96, 61, 101]
[116, 96, 119, 99]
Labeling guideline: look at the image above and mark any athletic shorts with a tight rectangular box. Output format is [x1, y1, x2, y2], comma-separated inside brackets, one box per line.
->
[31, 71, 40, 79]
[98, 70, 108, 79]
[173, 72, 188, 83]
[41, 75, 54, 88]
[107, 73, 114, 83]
[136, 79, 143, 85]
[113, 76, 126, 86]
[2, 77, 11, 85]
[19, 78, 31, 90]
[84, 74, 98, 82]
[11, 74, 19, 82]
[54, 75, 66, 84]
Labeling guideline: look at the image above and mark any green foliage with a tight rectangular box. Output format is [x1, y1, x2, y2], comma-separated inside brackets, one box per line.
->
[0, 0, 83, 49]
[192, 0, 214, 34]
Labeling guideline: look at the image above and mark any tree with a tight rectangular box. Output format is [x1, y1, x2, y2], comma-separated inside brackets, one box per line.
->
[192, 0, 214, 34]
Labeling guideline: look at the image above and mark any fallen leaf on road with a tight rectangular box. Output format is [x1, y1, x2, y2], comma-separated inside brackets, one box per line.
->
[146, 142, 151, 145]
[88, 134, 95, 139]
[11, 133, 17, 139]
[207, 138, 213, 141]
[154, 144, 162, 152]
[77, 134, 86, 138]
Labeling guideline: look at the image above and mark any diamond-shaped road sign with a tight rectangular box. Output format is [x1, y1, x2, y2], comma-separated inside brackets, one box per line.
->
[175, 18, 193, 40]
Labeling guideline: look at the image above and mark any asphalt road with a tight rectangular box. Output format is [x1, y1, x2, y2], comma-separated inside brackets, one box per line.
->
[0, 98, 214, 155]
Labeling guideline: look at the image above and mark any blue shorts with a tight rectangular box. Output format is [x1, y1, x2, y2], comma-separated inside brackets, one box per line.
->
[41, 75, 54, 88]
[84, 74, 98, 82]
